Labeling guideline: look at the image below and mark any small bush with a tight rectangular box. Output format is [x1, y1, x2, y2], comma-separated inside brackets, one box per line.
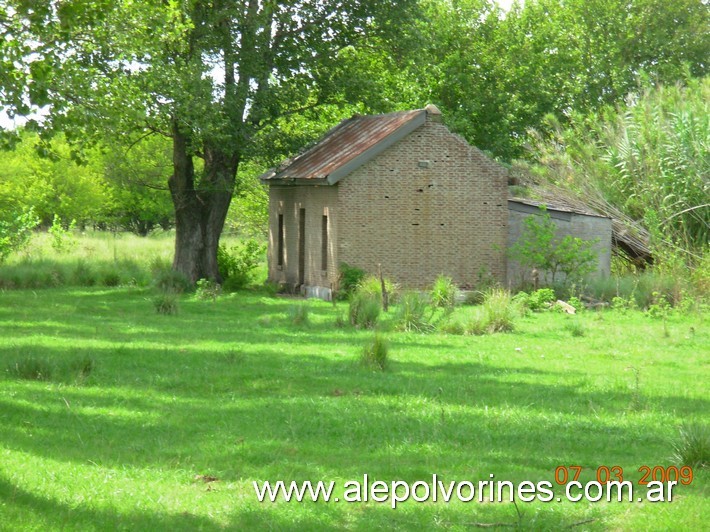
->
[528, 288, 556, 311]
[154, 292, 179, 315]
[195, 278, 222, 300]
[357, 275, 398, 305]
[361, 334, 389, 370]
[288, 303, 310, 326]
[153, 267, 191, 294]
[395, 291, 431, 332]
[338, 263, 366, 300]
[672, 423, 709, 468]
[564, 320, 586, 337]
[218, 239, 265, 291]
[349, 290, 380, 329]
[482, 288, 516, 333]
[430, 275, 457, 310]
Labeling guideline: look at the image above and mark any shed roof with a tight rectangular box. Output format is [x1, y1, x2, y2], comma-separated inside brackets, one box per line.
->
[508, 197, 610, 219]
[260, 106, 437, 184]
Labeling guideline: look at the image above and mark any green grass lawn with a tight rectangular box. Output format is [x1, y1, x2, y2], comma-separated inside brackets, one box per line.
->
[0, 287, 707, 530]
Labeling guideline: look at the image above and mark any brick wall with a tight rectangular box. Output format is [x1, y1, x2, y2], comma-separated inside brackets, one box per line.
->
[337, 115, 508, 289]
[267, 185, 339, 295]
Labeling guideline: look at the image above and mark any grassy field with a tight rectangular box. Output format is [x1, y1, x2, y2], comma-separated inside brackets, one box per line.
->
[0, 277, 708, 529]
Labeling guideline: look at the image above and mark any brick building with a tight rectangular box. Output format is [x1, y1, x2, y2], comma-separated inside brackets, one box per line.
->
[260, 105, 610, 298]
[260, 105, 509, 298]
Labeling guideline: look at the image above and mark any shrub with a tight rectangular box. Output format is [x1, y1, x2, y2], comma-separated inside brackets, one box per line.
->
[153, 267, 191, 294]
[672, 423, 709, 468]
[395, 291, 431, 332]
[338, 263, 366, 300]
[0, 207, 39, 263]
[349, 290, 380, 329]
[195, 278, 222, 301]
[218, 239, 265, 291]
[357, 274, 398, 305]
[361, 334, 389, 371]
[288, 303, 310, 326]
[509, 205, 598, 286]
[528, 288, 556, 311]
[482, 288, 516, 333]
[49, 215, 78, 253]
[154, 292, 179, 315]
[430, 275, 457, 310]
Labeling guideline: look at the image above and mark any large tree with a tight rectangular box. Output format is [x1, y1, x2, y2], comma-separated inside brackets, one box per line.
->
[1, 0, 416, 281]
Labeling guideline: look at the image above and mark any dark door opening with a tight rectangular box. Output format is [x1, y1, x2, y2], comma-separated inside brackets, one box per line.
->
[298, 208, 305, 286]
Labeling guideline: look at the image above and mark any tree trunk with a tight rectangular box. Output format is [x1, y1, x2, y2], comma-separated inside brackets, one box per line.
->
[168, 120, 238, 284]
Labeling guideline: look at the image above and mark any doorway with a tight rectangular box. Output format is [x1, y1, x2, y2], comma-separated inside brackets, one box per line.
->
[298, 208, 305, 286]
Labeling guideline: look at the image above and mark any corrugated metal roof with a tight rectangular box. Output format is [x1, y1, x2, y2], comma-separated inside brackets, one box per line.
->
[260, 108, 427, 183]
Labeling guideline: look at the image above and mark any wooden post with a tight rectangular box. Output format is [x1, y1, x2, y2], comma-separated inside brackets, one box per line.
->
[378, 263, 389, 312]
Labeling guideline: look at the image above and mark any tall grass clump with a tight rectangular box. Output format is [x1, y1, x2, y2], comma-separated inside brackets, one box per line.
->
[481, 288, 517, 333]
[288, 303, 310, 326]
[152, 267, 192, 294]
[430, 275, 457, 310]
[349, 290, 380, 329]
[395, 291, 431, 332]
[153, 291, 179, 315]
[356, 274, 398, 305]
[672, 423, 709, 469]
[360, 334, 389, 371]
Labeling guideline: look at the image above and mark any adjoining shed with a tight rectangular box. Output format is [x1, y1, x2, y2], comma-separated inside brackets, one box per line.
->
[260, 106, 612, 299]
[507, 198, 613, 287]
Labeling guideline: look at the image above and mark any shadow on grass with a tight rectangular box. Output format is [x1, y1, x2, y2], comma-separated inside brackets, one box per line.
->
[1, 341, 707, 483]
[0, 474, 219, 531]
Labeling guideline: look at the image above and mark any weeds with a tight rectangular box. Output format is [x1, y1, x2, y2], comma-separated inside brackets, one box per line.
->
[430, 275, 457, 310]
[360, 334, 389, 371]
[288, 303, 310, 326]
[395, 291, 432, 332]
[671, 423, 709, 468]
[154, 291, 179, 315]
[349, 290, 380, 329]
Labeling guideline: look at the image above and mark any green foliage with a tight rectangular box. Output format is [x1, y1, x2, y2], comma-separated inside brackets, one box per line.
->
[0, 207, 39, 263]
[5, 352, 95, 383]
[360, 334, 389, 371]
[481, 288, 517, 333]
[513, 288, 557, 312]
[672, 423, 709, 469]
[195, 278, 222, 301]
[48, 214, 77, 253]
[217, 239, 265, 291]
[564, 320, 586, 337]
[509, 207, 598, 285]
[6, 356, 53, 381]
[348, 290, 380, 329]
[338, 263, 367, 301]
[152, 268, 191, 295]
[153, 292, 179, 315]
[288, 304, 310, 327]
[530, 78, 710, 259]
[395, 291, 432, 332]
[430, 275, 457, 310]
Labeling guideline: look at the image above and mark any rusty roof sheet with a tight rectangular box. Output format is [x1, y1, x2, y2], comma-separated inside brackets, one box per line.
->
[260, 108, 427, 183]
